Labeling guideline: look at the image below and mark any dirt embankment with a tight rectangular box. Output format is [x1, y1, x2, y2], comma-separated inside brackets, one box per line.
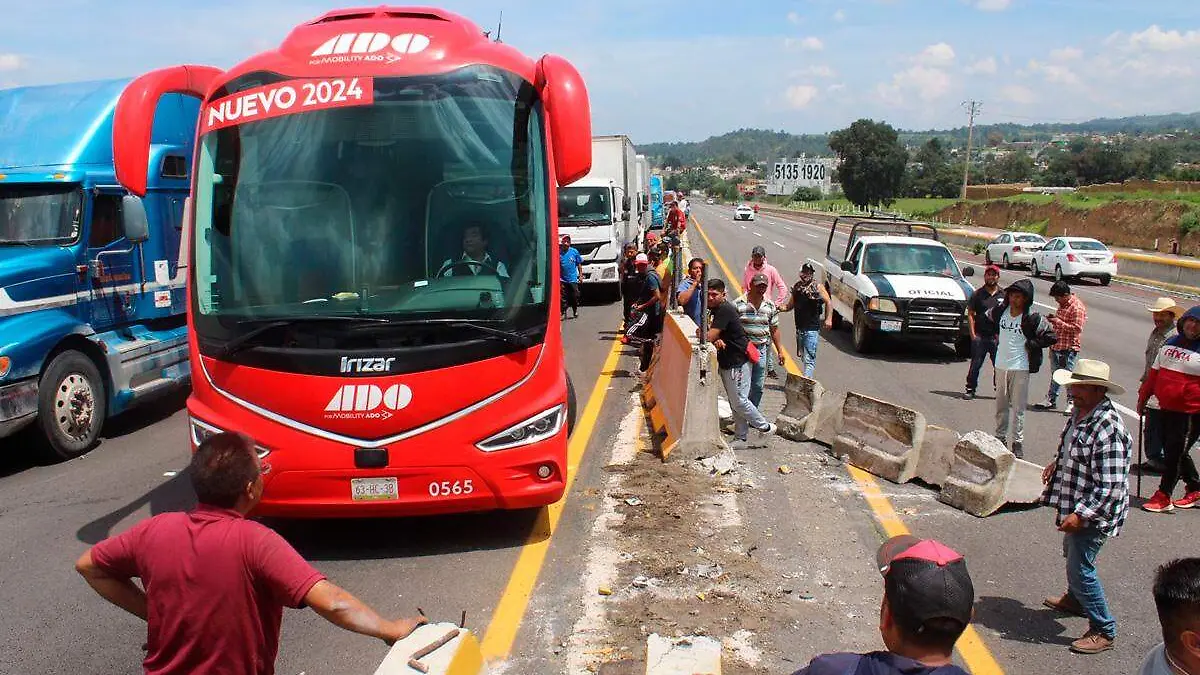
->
[936, 200, 1200, 255]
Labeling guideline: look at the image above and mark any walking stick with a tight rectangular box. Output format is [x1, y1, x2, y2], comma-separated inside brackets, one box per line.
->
[1137, 414, 1144, 499]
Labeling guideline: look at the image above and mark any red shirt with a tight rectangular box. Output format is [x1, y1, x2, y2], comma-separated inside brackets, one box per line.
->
[91, 505, 326, 675]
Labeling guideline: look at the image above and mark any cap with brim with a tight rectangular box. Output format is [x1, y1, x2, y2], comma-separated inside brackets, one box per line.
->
[751, 245, 766, 257]
[634, 253, 649, 265]
[876, 535, 974, 632]
[1146, 297, 1184, 317]
[985, 264, 1001, 274]
[751, 273, 769, 287]
[801, 262, 816, 273]
[1052, 358, 1125, 395]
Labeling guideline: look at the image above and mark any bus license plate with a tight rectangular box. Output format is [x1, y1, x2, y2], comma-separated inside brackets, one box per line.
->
[350, 477, 398, 501]
[880, 320, 902, 332]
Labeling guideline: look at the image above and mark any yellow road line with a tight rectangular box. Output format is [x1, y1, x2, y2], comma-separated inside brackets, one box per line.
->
[691, 214, 1005, 675]
[478, 334, 625, 664]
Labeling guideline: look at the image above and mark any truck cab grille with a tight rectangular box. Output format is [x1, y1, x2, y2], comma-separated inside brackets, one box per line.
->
[904, 299, 962, 331]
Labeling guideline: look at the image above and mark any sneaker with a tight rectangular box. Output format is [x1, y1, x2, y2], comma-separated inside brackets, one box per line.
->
[1143, 490, 1176, 513]
[1012, 442, 1024, 459]
[1069, 630, 1114, 654]
[1174, 491, 1200, 509]
[730, 439, 747, 451]
[1064, 401, 1074, 416]
[1033, 398, 1055, 410]
[963, 389, 976, 400]
[758, 422, 778, 438]
[619, 335, 629, 345]
[767, 370, 779, 380]
[1043, 593, 1086, 618]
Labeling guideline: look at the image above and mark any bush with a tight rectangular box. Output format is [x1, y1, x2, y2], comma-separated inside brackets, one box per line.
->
[791, 186, 823, 202]
[1181, 211, 1200, 235]
[971, 243, 986, 255]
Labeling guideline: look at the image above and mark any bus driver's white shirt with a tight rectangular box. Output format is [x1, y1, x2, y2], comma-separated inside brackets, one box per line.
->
[439, 253, 509, 278]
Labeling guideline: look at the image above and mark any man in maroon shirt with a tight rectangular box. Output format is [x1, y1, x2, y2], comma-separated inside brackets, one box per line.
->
[75, 432, 426, 675]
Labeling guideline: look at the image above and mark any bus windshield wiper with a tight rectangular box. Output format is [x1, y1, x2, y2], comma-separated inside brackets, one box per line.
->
[221, 316, 390, 357]
[346, 318, 534, 347]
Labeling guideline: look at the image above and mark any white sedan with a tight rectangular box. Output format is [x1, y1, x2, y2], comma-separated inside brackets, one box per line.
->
[1031, 236, 1117, 285]
[734, 204, 755, 221]
[985, 232, 1045, 269]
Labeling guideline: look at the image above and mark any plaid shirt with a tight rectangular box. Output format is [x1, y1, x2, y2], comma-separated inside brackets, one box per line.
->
[1050, 295, 1087, 352]
[1041, 398, 1132, 537]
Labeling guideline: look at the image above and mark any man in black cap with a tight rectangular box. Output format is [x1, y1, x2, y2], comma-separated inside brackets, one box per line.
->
[790, 535, 974, 674]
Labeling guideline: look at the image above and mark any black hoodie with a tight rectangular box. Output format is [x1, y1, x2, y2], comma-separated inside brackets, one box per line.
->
[984, 278, 1056, 373]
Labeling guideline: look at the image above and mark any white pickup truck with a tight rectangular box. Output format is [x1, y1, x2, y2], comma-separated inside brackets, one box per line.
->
[815, 217, 977, 356]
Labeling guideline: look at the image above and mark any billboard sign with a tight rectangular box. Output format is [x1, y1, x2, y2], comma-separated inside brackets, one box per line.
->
[766, 157, 833, 196]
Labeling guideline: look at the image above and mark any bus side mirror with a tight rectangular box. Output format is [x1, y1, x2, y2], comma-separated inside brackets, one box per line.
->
[622, 195, 631, 211]
[642, 194, 649, 209]
[536, 55, 592, 186]
[840, 260, 854, 273]
[121, 195, 151, 244]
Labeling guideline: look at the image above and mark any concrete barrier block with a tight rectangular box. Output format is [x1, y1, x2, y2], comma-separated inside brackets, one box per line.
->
[938, 431, 1016, 517]
[1006, 458, 1049, 504]
[645, 634, 721, 675]
[677, 343, 727, 458]
[809, 391, 846, 448]
[914, 424, 961, 487]
[833, 392, 926, 484]
[776, 373, 828, 442]
[373, 622, 482, 675]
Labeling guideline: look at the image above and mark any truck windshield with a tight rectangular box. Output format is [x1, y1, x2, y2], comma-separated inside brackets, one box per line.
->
[191, 66, 549, 354]
[862, 244, 961, 277]
[0, 184, 81, 245]
[558, 187, 611, 224]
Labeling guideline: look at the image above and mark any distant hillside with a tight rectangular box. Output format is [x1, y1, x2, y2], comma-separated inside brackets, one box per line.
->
[642, 112, 1200, 166]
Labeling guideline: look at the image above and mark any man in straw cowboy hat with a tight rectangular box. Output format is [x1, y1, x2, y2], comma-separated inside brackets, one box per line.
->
[1139, 298, 1185, 474]
[1139, 304, 1200, 513]
[1040, 358, 1132, 654]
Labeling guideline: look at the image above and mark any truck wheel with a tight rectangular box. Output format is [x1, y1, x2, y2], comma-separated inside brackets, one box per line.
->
[36, 350, 106, 461]
[954, 335, 971, 359]
[852, 309, 875, 354]
[566, 375, 578, 438]
[830, 310, 843, 330]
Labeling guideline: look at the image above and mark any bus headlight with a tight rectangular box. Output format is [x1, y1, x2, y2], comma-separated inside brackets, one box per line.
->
[477, 406, 565, 452]
[0, 356, 10, 379]
[189, 417, 270, 459]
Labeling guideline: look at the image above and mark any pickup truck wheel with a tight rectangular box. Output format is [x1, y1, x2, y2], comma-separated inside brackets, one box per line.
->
[830, 309, 844, 330]
[852, 309, 875, 354]
[566, 375, 577, 437]
[954, 335, 971, 359]
[36, 350, 106, 461]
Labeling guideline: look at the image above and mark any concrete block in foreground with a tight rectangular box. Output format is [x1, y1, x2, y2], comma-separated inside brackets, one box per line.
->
[643, 311, 726, 459]
[833, 392, 926, 484]
[915, 424, 960, 487]
[938, 431, 1019, 517]
[373, 622, 481, 675]
[645, 634, 721, 675]
[776, 373, 828, 442]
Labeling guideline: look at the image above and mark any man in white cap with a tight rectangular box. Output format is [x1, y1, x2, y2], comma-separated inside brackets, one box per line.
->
[1040, 359, 1132, 654]
[1138, 298, 1184, 474]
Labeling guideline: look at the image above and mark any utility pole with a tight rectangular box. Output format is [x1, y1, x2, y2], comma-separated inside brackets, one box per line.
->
[961, 100, 981, 200]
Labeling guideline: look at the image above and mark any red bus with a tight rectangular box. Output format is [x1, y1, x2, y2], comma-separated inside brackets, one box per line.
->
[110, 7, 591, 517]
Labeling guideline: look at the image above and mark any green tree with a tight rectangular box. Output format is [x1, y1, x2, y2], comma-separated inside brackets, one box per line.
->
[989, 152, 1034, 183]
[792, 186, 823, 202]
[828, 119, 908, 208]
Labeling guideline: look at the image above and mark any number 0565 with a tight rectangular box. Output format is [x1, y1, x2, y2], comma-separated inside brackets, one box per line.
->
[428, 480, 474, 497]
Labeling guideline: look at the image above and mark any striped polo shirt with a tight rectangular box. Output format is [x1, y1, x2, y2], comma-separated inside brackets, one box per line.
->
[734, 296, 778, 347]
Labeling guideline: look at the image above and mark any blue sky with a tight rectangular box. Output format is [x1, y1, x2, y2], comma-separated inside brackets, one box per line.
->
[2, 0, 1198, 144]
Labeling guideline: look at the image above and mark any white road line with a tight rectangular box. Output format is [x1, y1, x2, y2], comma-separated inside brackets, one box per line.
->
[783, 225, 793, 231]
[1113, 401, 1139, 421]
[753, 231, 763, 237]
[773, 241, 785, 248]
[804, 232, 819, 238]
[740, 225, 747, 230]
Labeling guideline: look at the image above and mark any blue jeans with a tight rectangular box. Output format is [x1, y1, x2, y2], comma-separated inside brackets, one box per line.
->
[966, 335, 998, 392]
[1063, 527, 1116, 638]
[721, 361, 770, 442]
[1047, 349, 1079, 404]
[796, 329, 820, 378]
[748, 345, 768, 409]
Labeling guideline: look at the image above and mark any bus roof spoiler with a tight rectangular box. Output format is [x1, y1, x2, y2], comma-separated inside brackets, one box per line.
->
[113, 65, 223, 196]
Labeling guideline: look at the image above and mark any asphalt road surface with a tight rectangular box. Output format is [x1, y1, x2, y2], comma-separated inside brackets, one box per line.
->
[690, 201, 1197, 674]
[0, 296, 631, 675]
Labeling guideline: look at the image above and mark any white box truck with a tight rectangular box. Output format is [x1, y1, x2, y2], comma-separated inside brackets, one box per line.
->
[557, 135, 642, 294]
[635, 154, 651, 230]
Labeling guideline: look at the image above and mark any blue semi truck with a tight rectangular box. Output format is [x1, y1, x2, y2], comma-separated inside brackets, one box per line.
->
[649, 174, 664, 231]
[0, 79, 195, 459]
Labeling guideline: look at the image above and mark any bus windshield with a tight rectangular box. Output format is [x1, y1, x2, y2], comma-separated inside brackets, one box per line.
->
[191, 67, 550, 353]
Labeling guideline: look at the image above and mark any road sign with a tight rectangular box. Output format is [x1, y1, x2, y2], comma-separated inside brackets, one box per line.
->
[766, 157, 833, 196]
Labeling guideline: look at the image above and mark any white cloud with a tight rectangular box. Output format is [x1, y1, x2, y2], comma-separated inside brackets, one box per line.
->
[878, 65, 953, 104]
[787, 11, 802, 25]
[0, 54, 23, 72]
[797, 36, 824, 51]
[966, 56, 998, 75]
[1000, 84, 1035, 104]
[828, 83, 846, 93]
[832, 9, 846, 22]
[1028, 58, 1080, 85]
[975, 0, 1011, 10]
[916, 42, 956, 67]
[785, 84, 819, 109]
[1049, 46, 1083, 61]
[1126, 25, 1200, 51]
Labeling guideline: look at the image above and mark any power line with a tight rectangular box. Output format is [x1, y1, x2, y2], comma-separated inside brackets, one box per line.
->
[961, 100, 982, 199]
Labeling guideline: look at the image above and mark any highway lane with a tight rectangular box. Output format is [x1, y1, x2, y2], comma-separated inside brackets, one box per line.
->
[691, 202, 1197, 674]
[0, 298, 628, 674]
